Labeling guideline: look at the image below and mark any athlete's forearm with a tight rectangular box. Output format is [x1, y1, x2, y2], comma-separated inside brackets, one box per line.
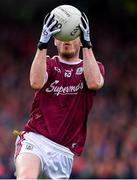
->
[30, 49, 48, 89]
[83, 48, 104, 90]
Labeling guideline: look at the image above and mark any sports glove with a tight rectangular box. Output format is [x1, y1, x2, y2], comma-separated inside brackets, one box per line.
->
[38, 13, 61, 50]
[79, 12, 92, 49]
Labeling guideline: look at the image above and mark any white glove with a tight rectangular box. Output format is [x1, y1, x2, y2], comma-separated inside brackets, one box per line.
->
[38, 13, 60, 50]
[79, 12, 92, 49]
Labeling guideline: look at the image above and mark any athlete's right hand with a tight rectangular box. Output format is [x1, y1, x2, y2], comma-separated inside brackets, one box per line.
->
[79, 12, 92, 49]
[38, 13, 61, 50]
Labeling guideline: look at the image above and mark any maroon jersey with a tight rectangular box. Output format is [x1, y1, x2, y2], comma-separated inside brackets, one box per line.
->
[24, 56, 105, 155]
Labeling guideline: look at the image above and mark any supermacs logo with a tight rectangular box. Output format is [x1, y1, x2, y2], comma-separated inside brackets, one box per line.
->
[45, 80, 83, 96]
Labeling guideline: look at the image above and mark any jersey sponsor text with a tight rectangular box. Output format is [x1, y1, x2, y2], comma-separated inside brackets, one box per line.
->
[45, 80, 83, 96]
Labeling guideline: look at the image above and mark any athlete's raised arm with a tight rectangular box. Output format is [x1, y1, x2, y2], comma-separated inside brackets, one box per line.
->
[80, 12, 104, 90]
[30, 13, 60, 89]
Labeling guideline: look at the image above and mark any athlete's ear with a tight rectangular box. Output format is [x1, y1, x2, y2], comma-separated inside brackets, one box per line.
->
[79, 37, 82, 47]
[76, 37, 82, 47]
[54, 38, 58, 46]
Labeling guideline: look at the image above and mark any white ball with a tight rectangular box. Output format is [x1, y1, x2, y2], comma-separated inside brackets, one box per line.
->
[51, 5, 82, 42]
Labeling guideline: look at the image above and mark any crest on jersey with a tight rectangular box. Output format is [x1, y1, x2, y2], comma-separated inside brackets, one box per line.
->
[76, 67, 83, 75]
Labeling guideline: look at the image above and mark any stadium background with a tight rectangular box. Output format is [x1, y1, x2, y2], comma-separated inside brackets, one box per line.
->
[0, 0, 137, 178]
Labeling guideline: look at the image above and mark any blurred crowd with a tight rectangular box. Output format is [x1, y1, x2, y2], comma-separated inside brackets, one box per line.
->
[0, 18, 137, 179]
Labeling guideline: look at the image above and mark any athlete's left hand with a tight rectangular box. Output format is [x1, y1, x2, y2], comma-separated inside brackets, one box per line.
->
[79, 12, 92, 49]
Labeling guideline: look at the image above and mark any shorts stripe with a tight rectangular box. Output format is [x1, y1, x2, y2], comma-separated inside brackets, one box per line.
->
[15, 132, 26, 159]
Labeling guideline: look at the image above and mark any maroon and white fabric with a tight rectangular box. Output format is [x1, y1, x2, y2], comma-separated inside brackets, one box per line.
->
[24, 56, 105, 156]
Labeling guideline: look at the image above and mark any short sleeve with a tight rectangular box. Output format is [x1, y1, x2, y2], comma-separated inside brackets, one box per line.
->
[46, 56, 60, 80]
[46, 56, 52, 76]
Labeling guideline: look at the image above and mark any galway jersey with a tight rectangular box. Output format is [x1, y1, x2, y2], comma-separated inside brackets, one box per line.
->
[24, 56, 105, 155]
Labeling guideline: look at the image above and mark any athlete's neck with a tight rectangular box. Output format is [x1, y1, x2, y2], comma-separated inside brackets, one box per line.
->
[59, 56, 80, 63]
[58, 56, 82, 65]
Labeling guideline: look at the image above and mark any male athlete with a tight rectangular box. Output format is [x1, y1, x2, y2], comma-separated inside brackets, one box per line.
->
[14, 12, 105, 179]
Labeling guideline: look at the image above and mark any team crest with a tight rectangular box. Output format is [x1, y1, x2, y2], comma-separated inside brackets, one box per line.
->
[76, 67, 83, 75]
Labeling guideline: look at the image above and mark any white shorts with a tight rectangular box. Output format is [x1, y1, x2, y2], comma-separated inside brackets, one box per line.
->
[14, 131, 74, 179]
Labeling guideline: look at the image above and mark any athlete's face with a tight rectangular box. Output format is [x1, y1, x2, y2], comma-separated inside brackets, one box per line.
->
[54, 37, 81, 59]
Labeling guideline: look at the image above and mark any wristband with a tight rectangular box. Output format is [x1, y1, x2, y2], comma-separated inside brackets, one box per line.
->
[37, 42, 48, 50]
[82, 41, 92, 49]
